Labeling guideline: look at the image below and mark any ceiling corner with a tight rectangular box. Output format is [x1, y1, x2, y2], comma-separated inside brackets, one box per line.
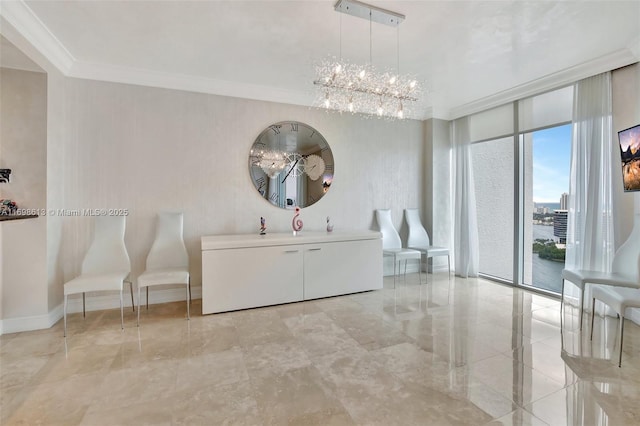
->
[448, 48, 639, 120]
[0, 0, 74, 74]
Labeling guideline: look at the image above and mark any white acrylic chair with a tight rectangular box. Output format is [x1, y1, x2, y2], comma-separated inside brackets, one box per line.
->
[137, 212, 190, 325]
[376, 209, 422, 288]
[405, 208, 451, 284]
[63, 216, 132, 337]
[590, 286, 640, 367]
[561, 216, 640, 330]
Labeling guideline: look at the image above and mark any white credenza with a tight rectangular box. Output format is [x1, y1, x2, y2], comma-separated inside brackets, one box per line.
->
[201, 231, 382, 314]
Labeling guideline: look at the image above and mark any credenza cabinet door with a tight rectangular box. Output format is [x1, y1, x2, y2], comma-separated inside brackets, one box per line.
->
[202, 245, 303, 314]
[303, 239, 382, 300]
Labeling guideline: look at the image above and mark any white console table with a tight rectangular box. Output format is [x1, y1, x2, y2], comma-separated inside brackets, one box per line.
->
[201, 231, 382, 314]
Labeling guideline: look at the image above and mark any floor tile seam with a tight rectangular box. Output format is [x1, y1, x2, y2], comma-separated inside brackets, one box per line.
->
[499, 355, 578, 387]
[462, 366, 563, 409]
[507, 407, 552, 426]
[476, 352, 569, 390]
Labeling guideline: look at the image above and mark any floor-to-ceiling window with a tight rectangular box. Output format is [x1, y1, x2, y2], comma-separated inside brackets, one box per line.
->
[468, 86, 573, 294]
[522, 124, 572, 293]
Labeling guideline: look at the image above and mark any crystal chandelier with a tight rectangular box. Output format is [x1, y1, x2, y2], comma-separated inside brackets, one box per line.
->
[313, 0, 420, 119]
[258, 149, 287, 178]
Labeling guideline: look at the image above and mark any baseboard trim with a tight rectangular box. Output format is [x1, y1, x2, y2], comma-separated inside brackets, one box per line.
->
[0, 304, 62, 334]
[0, 286, 201, 334]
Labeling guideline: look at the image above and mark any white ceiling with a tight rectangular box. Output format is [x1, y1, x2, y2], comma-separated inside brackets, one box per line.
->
[2, 0, 639, 119]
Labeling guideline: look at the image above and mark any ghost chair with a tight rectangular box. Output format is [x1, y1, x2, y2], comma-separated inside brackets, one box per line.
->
[590, 285, 640, 367]
[375, 209, 422, 288]
[561, 216, 640, 330]
[63, 215, 132, 337]
[405, 208, 451, 284]
[137, 212, 190, 325]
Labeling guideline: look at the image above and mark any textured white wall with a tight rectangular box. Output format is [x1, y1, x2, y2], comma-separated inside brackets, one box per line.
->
[54, 79, 424, 302]
[46, 70, 67, 312]
[0, 68, 47, 209]
[425, 118, 452, 272]
[0, 68, 48, 321]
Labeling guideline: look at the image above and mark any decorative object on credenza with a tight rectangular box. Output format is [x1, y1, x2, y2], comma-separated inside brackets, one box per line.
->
[326, 216, 334, 233]
[0, 199, 18, 215]
[0, 169, 11, 183]
[292, 207, 303, 235]
[260, 217, 267, 235]
[248, 121, 335, 209]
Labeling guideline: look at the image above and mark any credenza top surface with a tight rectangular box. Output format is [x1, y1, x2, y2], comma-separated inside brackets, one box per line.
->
[201, 230, 381, 250]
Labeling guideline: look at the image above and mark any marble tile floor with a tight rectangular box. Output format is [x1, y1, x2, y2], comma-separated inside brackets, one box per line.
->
[1, 274, 640, 425]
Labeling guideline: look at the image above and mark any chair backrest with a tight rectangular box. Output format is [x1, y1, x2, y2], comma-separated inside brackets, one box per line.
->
[146, 212, 189, 270]
[375, 209, 402, 250]
[612, 214, 640, 284]
[82, 216, 131, 275]
[405, 208, 431, 248]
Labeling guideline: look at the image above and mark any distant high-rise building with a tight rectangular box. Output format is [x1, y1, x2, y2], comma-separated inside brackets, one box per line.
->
[560, 192, 569, 210]
[554, 209, 568, 244]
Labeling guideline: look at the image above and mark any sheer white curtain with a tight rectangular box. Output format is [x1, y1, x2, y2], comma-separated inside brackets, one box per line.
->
[452, 117, 479, 277]
[565, 72, 615, 273]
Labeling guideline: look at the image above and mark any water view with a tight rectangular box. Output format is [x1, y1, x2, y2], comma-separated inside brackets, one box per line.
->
[530, 223, 564, 293]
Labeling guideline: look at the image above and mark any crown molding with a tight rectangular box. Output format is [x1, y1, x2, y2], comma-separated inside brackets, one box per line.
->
[2, 0, 636, 123]
[68, 60, 316, 108]
[0, 0, 74, 73]
[447, 48, 639, 120]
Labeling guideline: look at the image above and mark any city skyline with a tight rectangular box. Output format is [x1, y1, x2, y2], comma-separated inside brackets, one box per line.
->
[532, 124, 571, 203]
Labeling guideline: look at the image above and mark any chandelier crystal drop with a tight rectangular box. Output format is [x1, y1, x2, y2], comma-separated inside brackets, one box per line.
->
[313, 0, 420, 119]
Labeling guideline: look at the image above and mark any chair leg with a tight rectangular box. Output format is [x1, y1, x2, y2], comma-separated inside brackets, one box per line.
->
[393, 257, 397, 289]
[423, 256, 428, 286]
[129, 281, 135, 312]
[619, 315, 625, 368]
[186, 280, 191, 321]
[82, 292, 86, 318]
[417, 259, 422, 285]
[120, 289, 124, 331]
[590, 297, 596, 340]
[560, 279, 565, 332]
[63, 294, 68, 337]
[137, 285, 141, 327]
[146, 287, 149, 310]
[447, 255, 451, 281]
[579, 286, 585, 331]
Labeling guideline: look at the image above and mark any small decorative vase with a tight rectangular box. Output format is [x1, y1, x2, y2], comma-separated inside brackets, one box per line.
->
[326, 216, 334, 233]
[259, 217, 267, 235]
[292, 207, 303, 235]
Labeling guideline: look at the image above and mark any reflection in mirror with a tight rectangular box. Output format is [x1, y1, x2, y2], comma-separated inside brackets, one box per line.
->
[249, 121, 334, 209]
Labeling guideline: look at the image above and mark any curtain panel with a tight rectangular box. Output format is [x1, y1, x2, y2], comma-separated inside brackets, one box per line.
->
[566, 72, 615, 273]
[452, 117, 480, 278]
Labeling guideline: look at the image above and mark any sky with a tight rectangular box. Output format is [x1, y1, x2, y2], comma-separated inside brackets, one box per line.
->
[532, 124, 571, 203]
[618, 124, 640, 152]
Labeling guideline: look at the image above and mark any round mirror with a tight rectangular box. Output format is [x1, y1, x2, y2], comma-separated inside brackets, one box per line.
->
[249, 121, 334, 209]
